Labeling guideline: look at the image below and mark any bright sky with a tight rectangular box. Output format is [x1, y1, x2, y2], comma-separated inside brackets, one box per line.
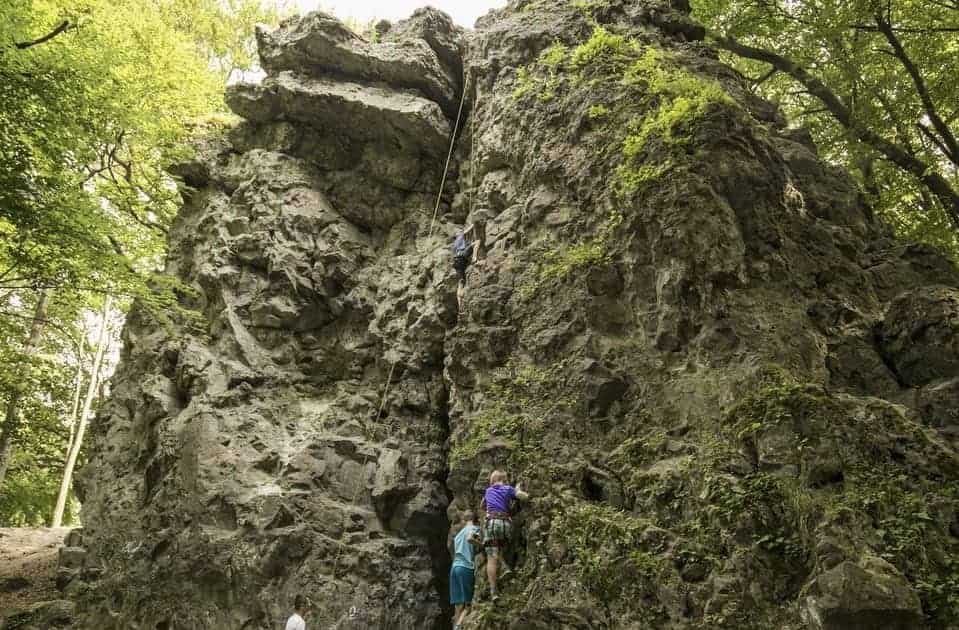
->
[294, 0, 509, 28]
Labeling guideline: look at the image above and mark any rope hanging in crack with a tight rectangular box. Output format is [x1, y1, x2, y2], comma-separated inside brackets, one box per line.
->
[427, 64, 471, 239]
[377, 358, 397, 426]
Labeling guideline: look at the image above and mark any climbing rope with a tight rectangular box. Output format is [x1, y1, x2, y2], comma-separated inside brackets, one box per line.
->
[375, 359, 397, 425]
[427, 65, 472, 239]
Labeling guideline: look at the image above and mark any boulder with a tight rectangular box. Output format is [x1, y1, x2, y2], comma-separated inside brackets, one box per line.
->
[382, 7, 465, 78]
[256, 12, 461, 116]
[802, 556, 923, 630]
[226, 72, 450, 156]
[879, 286, 959, 386]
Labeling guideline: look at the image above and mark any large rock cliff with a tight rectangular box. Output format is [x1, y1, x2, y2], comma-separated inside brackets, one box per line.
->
[69, 1, 959, 629]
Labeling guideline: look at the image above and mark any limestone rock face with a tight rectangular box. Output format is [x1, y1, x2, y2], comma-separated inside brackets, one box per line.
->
[0, 600, 74, 630]
[74, 1, 959, 629]
[256, 11, 462, 116]
[75, 8, 462, 630]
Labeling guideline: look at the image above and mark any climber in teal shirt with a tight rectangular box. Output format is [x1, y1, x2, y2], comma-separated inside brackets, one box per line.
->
[449, 510, 482, 630]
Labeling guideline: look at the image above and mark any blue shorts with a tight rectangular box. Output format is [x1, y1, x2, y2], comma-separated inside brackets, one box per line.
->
[449, 565, 475, 605]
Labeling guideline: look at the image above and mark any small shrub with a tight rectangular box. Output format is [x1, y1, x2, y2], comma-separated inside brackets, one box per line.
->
[538, 211, 623, 282]
[555, 502, 671, 617]
[569, 26, 635, 71]
[449, 360, 577, 469]
[587, 103, 610, 119]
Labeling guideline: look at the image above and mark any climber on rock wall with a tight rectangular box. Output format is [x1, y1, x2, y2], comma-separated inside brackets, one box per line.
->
[480, 470, 529, 601]
[452, 231, 474, 285]
[449, 510, 483, 630]
[453, 210, 491, 312]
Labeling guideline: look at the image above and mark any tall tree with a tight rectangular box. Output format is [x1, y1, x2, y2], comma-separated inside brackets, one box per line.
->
[0, 0, 283, 525]
[52, 296, 111, 528]
[0, 291, 49, 487]
[692, 0, 959, 256]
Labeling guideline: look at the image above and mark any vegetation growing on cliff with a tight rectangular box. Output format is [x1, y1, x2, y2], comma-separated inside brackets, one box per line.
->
[450, 359, 577, 468]
[512, 24, 736, 197]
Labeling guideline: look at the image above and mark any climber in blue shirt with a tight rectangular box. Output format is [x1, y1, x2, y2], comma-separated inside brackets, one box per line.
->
[449, 510, 482, 630]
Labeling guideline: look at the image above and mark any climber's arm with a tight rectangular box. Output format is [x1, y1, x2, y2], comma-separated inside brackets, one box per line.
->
[514, 482, 530, 502]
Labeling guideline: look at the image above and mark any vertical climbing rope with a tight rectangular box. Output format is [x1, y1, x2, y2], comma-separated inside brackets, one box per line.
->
[375, 359, 397, 424]
[428, 65, 472, 239]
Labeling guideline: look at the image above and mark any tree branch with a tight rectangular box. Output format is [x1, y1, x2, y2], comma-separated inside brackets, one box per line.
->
[850, 23, 959, 33]
[918, 122, 955, 160]
[748, 67, 778, 88]
[710, 32, 959, 230]
[875, 13, 959, 166]
[14, 21, 71, 50]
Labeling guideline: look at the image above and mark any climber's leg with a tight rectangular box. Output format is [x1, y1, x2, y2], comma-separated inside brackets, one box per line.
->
[450, 563, 474, 626]
[485, 546, 499, 598]
[483, 516, 512, 599]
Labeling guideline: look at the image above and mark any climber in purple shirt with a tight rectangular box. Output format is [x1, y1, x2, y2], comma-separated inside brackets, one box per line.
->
[480, 470, 530, 601]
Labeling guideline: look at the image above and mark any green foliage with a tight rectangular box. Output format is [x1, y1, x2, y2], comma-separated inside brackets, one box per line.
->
[511, 42, 568, 101]
[554, 502, 669, 618]
[516, 212, 623, 300]
[569, 26, 635, 70]
[723, 371, 836, 441]
[587, 103, 610, 119]
[691, 0, 959, 259]
[0, 450, 79, 526]
[839, 468, 959, 625]
[449, 360, 577, 469]
[539, 212, 623, 282]
[513, 26, 735, 197]
[0, 0, 279, 524]
[616, 47, 734, 194]
[684, 370, 959, 626]
[570, 0, 611, 17]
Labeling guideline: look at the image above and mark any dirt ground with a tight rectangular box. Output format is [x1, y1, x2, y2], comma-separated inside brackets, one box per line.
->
[0, 527, 69, 614]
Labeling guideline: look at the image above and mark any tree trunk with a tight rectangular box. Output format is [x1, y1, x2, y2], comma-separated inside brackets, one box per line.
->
[63, 336, 87, 462]
[52, 296, 112, 527]
[0, 291, 50, 488]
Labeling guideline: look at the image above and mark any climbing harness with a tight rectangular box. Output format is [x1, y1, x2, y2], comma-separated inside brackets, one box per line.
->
[428, 63, 473, 239]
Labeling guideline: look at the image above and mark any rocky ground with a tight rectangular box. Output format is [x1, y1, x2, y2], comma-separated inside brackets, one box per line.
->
[0, 528, 73, 627]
